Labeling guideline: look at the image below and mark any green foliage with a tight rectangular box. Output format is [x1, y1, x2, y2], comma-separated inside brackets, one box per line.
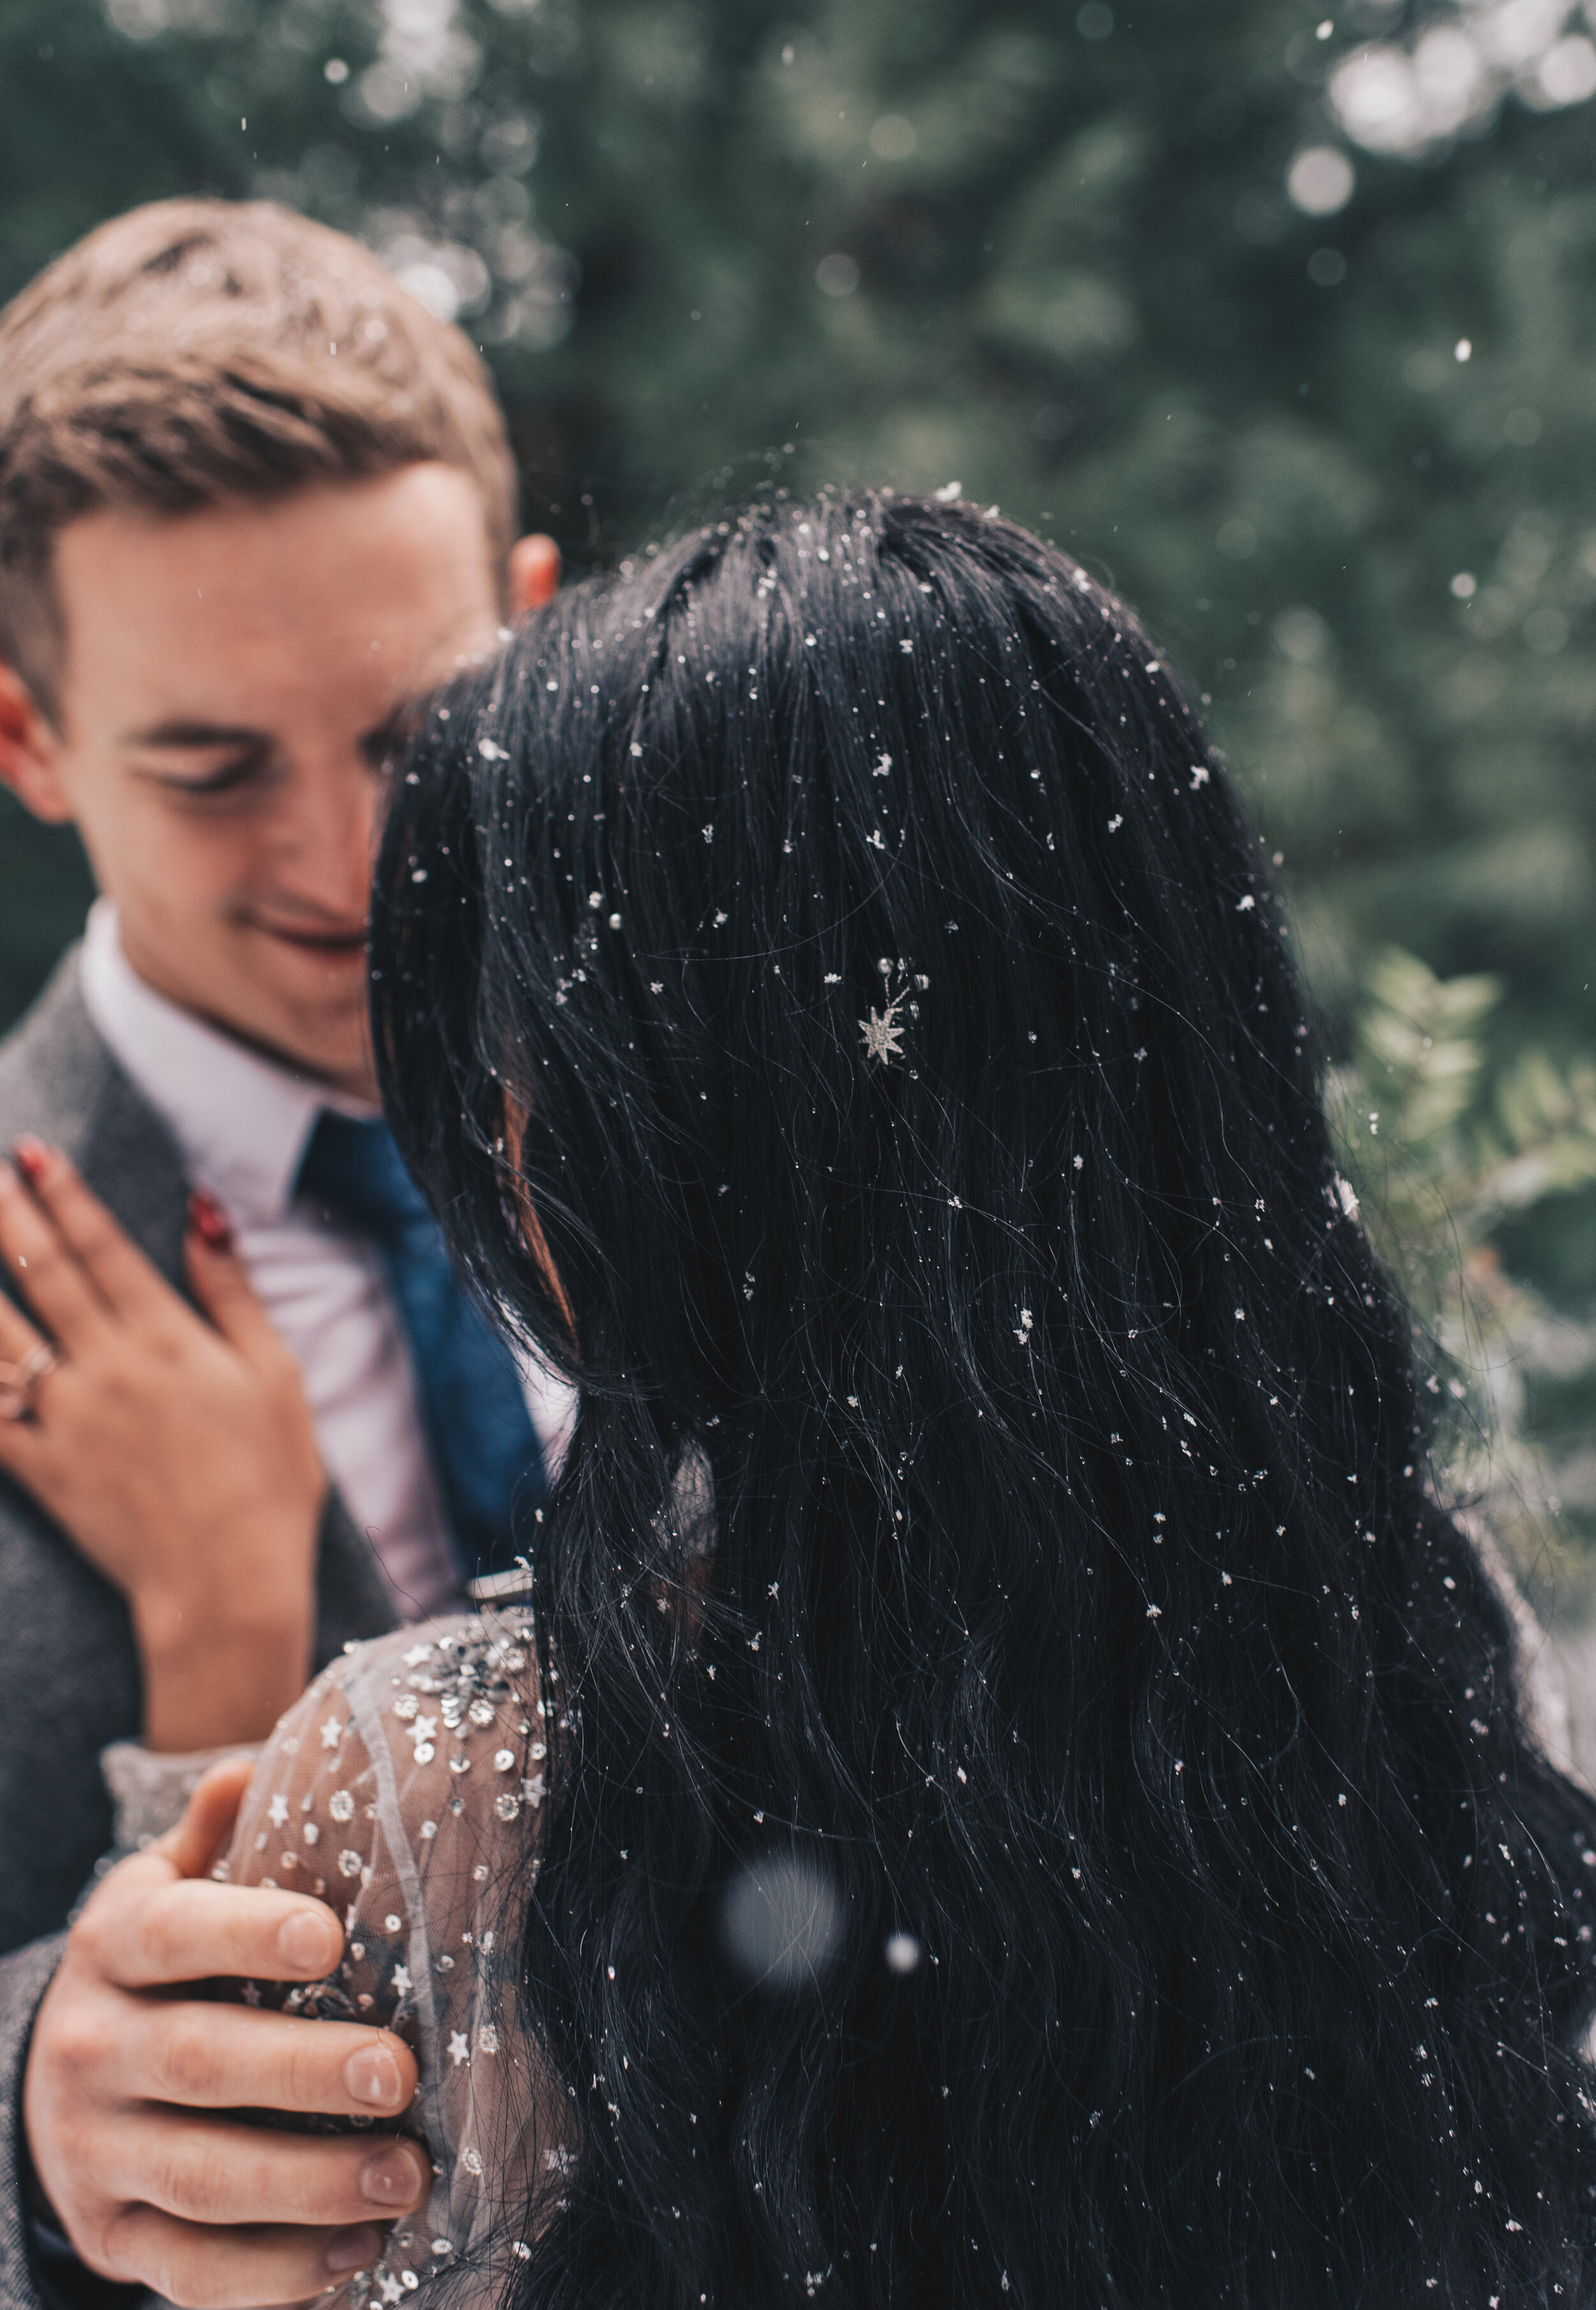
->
[1332, 948, 1596, 1617]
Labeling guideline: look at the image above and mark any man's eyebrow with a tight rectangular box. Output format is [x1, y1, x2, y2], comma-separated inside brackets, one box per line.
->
[119, 719, 271, 750]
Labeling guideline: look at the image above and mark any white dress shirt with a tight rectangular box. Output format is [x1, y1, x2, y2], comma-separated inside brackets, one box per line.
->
[77, 900, 574, 1622]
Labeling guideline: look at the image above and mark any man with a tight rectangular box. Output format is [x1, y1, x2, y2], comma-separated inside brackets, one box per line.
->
[0, 197, 569, 2304]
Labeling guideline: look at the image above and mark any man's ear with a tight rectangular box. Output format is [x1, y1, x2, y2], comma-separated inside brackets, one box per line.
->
[508, 533, 561, 617]
[0, 661, 72, 824]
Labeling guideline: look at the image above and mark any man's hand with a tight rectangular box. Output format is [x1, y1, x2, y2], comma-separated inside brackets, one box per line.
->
[0, 1140, 324, 1749]
[24, 1759, 430, 2309]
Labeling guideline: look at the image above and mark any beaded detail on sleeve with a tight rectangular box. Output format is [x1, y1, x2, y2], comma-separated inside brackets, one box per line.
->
[222, 1608, 566, 2305]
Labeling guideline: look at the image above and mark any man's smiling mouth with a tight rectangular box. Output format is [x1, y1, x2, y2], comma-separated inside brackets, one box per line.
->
[253, 919, 368, 956]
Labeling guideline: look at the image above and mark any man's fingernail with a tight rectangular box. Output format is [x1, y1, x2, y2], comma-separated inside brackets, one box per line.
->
[361, 2146, 423, 2206]
[187, 1188, 234, 1249]
[11, 1138, 48, 1184]
[276, 1907, 336, 1973]
[326, 2226, 383, 2276]
[346, 2043, 403, 2108]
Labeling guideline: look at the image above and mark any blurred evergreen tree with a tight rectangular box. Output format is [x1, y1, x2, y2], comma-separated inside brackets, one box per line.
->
[1332, 947, 1596, 1594]
[2, 0, 1595, 1509]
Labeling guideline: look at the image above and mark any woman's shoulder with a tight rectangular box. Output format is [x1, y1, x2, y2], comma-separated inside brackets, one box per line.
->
[275, 1604, 543, 1755]
[223, 1603, 550, 1906]
[332, 1604, 543, 1739]
[340, 1603, 552, 1834]
[223, 1604, 562, 2297]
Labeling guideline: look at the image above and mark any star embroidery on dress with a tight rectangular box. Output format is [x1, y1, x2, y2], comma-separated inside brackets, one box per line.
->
[319, 1715, 343, 1751]
[391, 1963, 412, 1998]
[403, 1644, 435, 1666]
[239, 1981, 261, 2007]
[378, 2271, 405, 2304]
[411, 1716, 438, 1748]
[267, 1793, 289, 1829]
[449, 2030, 471, 2067]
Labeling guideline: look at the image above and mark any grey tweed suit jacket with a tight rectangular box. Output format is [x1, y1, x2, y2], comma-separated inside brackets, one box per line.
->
[0, 953, 399, 2309]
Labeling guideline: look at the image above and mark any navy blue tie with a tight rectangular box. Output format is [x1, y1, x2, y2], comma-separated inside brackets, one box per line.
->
[296, 1112, 545, 1587]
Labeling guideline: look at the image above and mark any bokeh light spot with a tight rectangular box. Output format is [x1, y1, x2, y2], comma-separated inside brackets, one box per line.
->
[721, 1852, 845, 1992]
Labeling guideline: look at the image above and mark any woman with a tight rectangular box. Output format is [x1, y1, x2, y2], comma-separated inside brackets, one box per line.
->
[233, 490, 1596, 2306]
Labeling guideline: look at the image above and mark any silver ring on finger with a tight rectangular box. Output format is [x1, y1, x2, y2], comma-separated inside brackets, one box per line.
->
[0, 1341, 60, 1421]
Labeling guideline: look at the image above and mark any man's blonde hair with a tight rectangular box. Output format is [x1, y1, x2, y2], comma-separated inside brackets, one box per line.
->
[0, 198, 518, 719]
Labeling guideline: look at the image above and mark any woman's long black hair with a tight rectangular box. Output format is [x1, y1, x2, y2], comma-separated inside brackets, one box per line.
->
[372, 494, 1596, 2307]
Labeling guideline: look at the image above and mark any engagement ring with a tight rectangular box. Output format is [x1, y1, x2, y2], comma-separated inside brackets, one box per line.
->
[0, 1343, 59, 1421]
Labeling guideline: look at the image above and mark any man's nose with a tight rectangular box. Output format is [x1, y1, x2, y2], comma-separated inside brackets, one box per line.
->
[269, 757, 382, 913]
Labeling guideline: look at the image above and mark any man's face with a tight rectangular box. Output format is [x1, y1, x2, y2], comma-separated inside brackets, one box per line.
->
[0, 464, 502, 1098]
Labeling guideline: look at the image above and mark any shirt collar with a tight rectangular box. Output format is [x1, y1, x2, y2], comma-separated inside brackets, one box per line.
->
[77, 898, 379, 1228]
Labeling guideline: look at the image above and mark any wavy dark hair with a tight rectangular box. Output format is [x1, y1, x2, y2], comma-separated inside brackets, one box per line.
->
[371, 494, 1596, 2308]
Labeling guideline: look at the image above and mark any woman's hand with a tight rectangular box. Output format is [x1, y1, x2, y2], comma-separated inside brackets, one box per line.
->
[25, 1757, 428, 2309]
[0, 1138, 325, 1750]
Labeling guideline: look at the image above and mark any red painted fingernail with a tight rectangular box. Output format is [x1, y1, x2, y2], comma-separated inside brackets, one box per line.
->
[11, 1138, 48, 1184]
[188, 1188, 234, 1249]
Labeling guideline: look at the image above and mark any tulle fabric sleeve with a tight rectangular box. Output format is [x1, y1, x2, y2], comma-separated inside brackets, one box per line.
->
[222, 1608, 567, 2307]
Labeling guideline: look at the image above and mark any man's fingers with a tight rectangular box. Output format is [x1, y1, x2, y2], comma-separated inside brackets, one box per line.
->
[79, 1866, 347, 1990]
[97, 2110, 431, 2228]
[0, 1158, 110, 1347]
[97, 2205, 388, 2310]
[160, 1755, 257, 1880]
[122, 2000, 418, 2120]
[10, 1140, 171, 1324]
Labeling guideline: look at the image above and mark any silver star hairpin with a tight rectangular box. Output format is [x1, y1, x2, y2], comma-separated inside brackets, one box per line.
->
[859, 958, 926, 1067]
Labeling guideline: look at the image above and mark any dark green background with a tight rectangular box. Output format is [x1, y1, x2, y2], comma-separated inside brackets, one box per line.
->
[3, 0, 1593, 1318]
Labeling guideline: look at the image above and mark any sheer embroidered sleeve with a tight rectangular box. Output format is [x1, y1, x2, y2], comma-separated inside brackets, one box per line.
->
[222, 1608, 566, 2306]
